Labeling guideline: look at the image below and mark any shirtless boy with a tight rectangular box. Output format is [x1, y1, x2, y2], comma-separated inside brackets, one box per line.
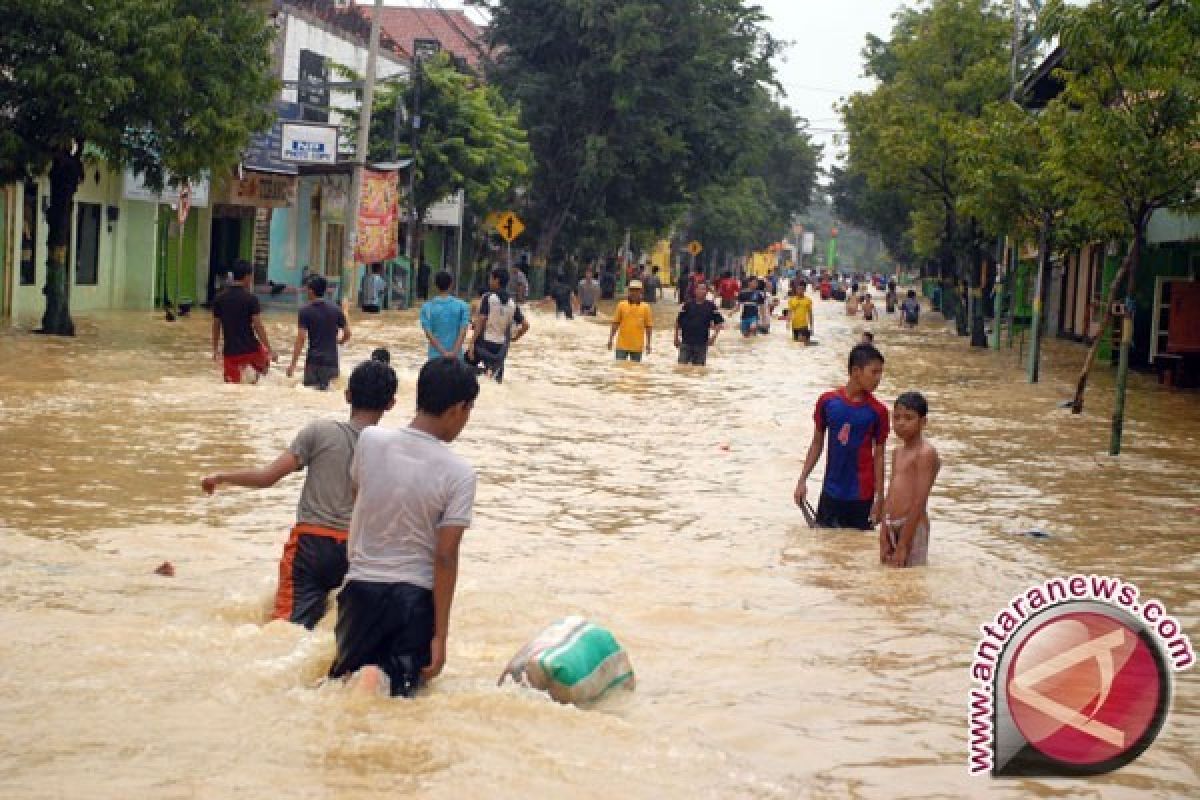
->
[880, 391, 941, 567]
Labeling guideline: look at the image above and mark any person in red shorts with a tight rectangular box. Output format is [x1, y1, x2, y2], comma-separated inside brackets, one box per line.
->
[200, 355, 398, 629]
[212, 260, 275, 383]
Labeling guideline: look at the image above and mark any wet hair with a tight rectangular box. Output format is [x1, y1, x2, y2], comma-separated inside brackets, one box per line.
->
[371, 263, 383, 274]
[231, 259, 253, 280]
[907, 289, 917, 298]
[308, 275, 328, 297]
[370, 347, 391, 364]
[490, 267, 510, 288]
[862, 331, 874, 343]
[895, 391, 928, 417]
[851, 283, 859, 293]
[417, 357, 480, 415]
[348, 358, 398, 411]
[848, 343, 885, 372]
[435, 270, 453, 291]
[797, 280, 807, 289]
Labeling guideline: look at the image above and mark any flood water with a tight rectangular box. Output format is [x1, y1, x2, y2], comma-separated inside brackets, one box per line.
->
[0, 291, 1196, 799]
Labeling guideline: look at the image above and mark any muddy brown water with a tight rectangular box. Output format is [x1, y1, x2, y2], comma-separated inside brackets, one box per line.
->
[0, 294, 1195, 798]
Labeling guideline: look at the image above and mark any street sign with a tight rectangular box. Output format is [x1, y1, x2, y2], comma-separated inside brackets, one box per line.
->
[495, 211, 525, 242]
[687, 240, 703, 256]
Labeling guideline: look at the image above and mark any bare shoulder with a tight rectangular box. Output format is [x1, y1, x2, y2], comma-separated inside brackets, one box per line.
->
[918, 439, 941, 470]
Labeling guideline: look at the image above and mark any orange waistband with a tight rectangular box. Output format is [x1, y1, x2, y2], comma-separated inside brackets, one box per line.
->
[290, 522, 349, 541]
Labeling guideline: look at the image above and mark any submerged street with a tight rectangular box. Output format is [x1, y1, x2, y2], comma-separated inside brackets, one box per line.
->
[0, 296, 1196, 798]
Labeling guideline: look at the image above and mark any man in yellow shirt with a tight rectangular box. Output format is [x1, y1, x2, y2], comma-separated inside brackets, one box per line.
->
[788, 280, 815, 345]
[608, 280, 654, 361]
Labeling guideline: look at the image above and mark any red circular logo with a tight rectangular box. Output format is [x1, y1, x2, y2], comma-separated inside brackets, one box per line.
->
[1006, 611, 1164, 768]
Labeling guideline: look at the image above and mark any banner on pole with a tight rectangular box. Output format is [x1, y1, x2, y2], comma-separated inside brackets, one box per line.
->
[354, 168, 399, 264]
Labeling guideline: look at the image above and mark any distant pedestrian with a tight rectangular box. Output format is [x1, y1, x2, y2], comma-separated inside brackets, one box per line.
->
[757, 277, 773, 334]
[212, 260, 275, 384]
[862, 293, 876, 322]
[717, 271, 740, 310]
[794, 344, 889, 530]
[736, 278, 765, 338]
[548, 270, 574, 319]
[674, 280, 724, 365]
[788, 280, 814, 345]
[362, 264, 386, 313]
[287, 275, 351, 389]
[608, 279, 653, 361]
[576, 268, 601, 316]
[420, 270, 472, 361]
[509, 265, 530, 304]
[644, 266, 663, 304]
[846, 283, 860, 316]
[467, 268, 530, 383]
[885, 281, 898, 314]
[900, 290, 921, 328]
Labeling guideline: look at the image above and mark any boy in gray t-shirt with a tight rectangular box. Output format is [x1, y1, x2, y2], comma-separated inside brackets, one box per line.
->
[328, 357, 480, 698]
[201, 356, 398, 628]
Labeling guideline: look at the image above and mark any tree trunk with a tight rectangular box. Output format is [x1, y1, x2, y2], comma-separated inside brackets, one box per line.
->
[39, 149, 84, 336]
[1109, 228, 1142, 455]
[1027, 211, 1053, 383]
[969, 226, 988, 347]
[1070, 244, 1134, 414]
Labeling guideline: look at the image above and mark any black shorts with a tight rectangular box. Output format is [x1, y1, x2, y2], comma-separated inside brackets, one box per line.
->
[273, 524, 348, 629]
[361, 304, 381, 313]
[467, 339, 507, 381]
[328, 580, 435, 697]
[677, 342, 708, 365]
[815, 492, 874, 530]
[792, 327, 811, 341]
[580, 304, 597, 316]
[303, 363, 338, 390]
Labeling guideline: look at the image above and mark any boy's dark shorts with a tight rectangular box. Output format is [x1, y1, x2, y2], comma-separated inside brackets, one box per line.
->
[580, 304, 597, 316]
[328, 580, 435, 698]
[792, 327, 811, 341]
[816, 492, 873, 530]
[677, 342, 708, 366]
[273, 523, 348, 629]
[303, 363, 339, 390]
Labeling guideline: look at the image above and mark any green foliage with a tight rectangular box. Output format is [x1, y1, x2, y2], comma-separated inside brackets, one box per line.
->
[0, 0, 277, 333]
[368, 54, 531, 223]
[839, 0, 1016, 270]
[688, 96, 820, 254]
[1040, 0, 1200, 234]
[475, 0, 787, 258]
[0, 0, 276, 187]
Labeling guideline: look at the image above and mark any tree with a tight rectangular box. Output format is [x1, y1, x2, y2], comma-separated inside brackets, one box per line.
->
[1040, 0, 1200, 453]
[688, 95, 820, 260]
[474, 0, 781, 261]
[0, 0, 277, 335]
[368, 53, 531, 232]
[839, 0, 1016, 343]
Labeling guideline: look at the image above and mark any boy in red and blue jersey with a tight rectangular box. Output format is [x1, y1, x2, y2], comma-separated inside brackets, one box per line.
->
[794, 344, 889, 529]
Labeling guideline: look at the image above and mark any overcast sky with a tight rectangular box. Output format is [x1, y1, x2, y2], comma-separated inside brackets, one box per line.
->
[373, 1, 909, 170]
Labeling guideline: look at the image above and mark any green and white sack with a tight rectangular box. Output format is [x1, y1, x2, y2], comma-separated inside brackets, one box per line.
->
[498, 616, 635, 705]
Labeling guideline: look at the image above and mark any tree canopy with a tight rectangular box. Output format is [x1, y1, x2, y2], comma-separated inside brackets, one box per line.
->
[473, 0, 791, 260]
[0, 0, 277, 334]
[367, 53, 532, 226]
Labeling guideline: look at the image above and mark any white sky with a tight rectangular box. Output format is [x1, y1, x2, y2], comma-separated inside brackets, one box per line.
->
[369, 1, 908, 171]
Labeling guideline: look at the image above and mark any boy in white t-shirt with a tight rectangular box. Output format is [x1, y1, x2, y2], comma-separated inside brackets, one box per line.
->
[327, 357, 480, 697]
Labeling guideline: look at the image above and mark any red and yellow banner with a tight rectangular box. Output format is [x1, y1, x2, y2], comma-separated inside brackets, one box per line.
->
[354, 168, 399, 264]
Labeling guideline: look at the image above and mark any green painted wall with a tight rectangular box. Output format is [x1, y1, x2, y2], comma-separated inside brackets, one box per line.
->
[157, 208, 199, 306]
[239, 216, 254, 262]
[122, 201, 158, 309]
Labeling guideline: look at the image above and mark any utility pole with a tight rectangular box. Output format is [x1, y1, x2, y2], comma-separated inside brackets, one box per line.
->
[993, 0, 1025, 350]
[1027, 210, 1052, 383]
[405, 54, 422, 286]
[341, 0, 384, 308]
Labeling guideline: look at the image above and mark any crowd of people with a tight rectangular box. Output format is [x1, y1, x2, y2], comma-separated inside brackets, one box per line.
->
[202, 258, 941, 699]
